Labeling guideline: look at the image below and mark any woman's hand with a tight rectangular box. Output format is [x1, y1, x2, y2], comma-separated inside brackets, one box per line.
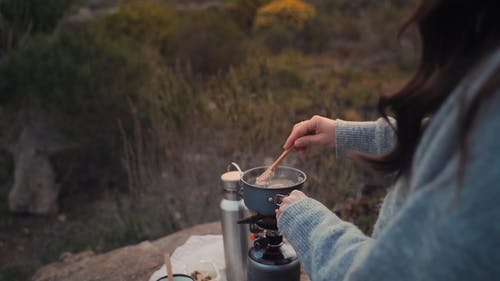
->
[283, 115, 336, 152]
[276, 190, 308, 220]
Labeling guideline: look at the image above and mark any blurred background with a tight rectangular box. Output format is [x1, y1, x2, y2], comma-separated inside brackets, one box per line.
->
[0, 0, 417, 279]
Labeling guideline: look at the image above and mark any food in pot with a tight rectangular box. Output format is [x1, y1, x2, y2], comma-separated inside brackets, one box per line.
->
[255, 177, 294, 188]
[255, 170, 274, 186]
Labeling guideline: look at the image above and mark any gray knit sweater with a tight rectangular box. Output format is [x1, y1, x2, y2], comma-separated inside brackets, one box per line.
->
[278, 49, 500, 281]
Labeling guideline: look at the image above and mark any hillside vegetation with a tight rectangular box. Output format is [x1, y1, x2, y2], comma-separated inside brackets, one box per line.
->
[0, 0, 417, 279]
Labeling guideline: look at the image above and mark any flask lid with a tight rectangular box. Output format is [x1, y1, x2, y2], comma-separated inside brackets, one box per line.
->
[221, 162, 242, 190]
[221, 171, 241, 190]
[221, 171, 242, 182]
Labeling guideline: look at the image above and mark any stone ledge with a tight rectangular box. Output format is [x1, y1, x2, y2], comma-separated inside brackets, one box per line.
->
[31, 222, 221, 281]
[32, 221, 309, 281]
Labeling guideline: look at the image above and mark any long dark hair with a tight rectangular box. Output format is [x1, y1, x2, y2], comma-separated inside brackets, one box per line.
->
[361, 0, 500, 176]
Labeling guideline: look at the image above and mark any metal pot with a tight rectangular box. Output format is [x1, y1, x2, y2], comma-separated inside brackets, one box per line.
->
[241, 166, 306, 216]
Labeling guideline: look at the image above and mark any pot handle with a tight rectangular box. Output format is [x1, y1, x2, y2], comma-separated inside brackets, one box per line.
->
[269, 194, 287, 206]
[227, 162, 243, 173]
[226, 162, 245, 196]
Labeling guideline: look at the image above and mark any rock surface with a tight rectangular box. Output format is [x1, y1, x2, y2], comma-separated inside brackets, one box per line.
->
[32, 221, 310, 281]
[8, 122, 63, 215]
[32, 222, 222, 281]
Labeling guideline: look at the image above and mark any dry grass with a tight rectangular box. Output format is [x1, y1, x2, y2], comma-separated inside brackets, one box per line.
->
[0, 0, 417, 277]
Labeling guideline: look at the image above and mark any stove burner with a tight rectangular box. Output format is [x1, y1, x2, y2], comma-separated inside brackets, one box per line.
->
[237, 214, 278, 230]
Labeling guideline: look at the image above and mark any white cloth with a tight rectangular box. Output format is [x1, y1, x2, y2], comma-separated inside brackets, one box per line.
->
[149, 235, 226, 281]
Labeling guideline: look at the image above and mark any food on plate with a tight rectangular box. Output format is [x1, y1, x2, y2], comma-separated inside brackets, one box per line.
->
[190, 270, 212, 281]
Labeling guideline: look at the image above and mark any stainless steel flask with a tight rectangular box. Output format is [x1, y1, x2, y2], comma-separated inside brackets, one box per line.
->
[220, 164, 250, 281]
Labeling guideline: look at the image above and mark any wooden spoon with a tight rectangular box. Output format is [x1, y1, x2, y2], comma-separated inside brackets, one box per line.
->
[164, 253, 174, 281]
[256, 147, 293, 186]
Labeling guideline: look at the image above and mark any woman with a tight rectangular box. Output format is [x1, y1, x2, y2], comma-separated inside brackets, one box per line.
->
[276, 1, 500, 280]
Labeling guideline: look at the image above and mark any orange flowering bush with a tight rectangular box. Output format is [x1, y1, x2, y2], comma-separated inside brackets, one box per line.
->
[253, 0, 317, 32]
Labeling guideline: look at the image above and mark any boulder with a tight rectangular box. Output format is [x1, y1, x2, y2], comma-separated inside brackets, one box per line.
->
[32, 222, 311, 281]
[32, 222, 222, 281]
[8, 123, 63, 215]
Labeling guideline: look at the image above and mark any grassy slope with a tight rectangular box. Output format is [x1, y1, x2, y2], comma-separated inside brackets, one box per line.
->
[0, 0, 417, 279]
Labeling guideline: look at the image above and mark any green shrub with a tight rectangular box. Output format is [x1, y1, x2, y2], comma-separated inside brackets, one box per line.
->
[224, 0, 272, 33]
[103, 0, 179, 55]
[1, 26, 146, 118]
[0, 263, 38, 281]
[254, 23, 294, 54]
[171, 10, 248, 75]
[0, 0, 78, 56]
[0, 0, 77, 33]
[267, 50, 309, 89]
[104, 2, 247, 76]
[296, 13, 335, 53]
[0, 24, 151, 186]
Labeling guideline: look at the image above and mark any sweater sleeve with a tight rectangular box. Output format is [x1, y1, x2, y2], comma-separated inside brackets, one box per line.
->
[278, 150, 500, 281]
[335, 117, 396, 158]
[278, 88, 500, 281]
[278, 198, 373, 281]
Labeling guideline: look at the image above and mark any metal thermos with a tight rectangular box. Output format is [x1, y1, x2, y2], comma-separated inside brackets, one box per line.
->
[220, 165, 250, 281]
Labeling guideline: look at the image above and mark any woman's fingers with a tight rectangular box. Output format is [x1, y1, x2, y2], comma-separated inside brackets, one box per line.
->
[276, 190, 308, 219]
[283, 120, 315, 149]
[294, 133, 328, 148]
[283, 115, 336, 150]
